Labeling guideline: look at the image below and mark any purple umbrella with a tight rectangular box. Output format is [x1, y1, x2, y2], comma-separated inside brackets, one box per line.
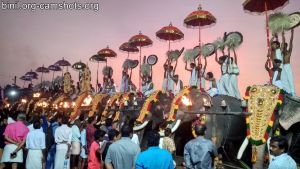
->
[55, 57, 71, 76]
[25, 70, 38, 78]
[36, 65, 50, 82]
[48, 65, 62, 81]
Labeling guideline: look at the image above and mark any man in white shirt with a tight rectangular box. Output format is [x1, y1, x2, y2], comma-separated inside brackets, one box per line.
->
[70, 119, 81, 169]
[25, 120, 46, 169]
[54, 116, 72, 169]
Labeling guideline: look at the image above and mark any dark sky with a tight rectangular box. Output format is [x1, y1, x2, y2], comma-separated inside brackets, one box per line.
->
[0, 0, 299, 95]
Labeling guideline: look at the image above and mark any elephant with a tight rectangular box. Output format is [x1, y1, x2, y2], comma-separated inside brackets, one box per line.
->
[236, 85, 300, 169]
[166, 87, 251, 167]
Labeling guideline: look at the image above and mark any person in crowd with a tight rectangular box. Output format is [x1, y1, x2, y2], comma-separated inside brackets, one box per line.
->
[71, 119, 81, 169]
[268, 136, 297, 169]
[0, 113, 29, 169]
[46, 113, 60, 169]
[25, 120, 46, 169]
[265, 59, 283, 89]
[120, 70, 129, 93]
[86, 116, 96, 152]
[78, 122, 87, 169]
[101, 129, 121, 169]
[159, 128, 176, 155]
[136, 131, 174, 169]
[204, 72, 219, 97]
[185, 62, 198, 87]
[172, 74, 183, 96]
[105, 125, 140, 169]
[54, 115, 72, 169]
[184, 124, 218, 169]
[0, 112, 7, 169]
[88, 129, 106, 169]
[197, 57, 207, 91]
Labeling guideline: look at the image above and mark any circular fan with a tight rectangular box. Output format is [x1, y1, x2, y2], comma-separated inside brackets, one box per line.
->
[147, 55, 158, 65]
[225, 32, 243, 49]
[201, 43, 215, 57]
[288, 12, 300, 29]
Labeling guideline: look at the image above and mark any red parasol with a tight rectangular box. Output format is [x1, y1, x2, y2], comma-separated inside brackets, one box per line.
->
[184, 5, 216, 47]
[243, 0, 289, 82]
[119, 42, 139, 58]
[129, 31, 153, 91]
[156, 23, 184, 51]
[98, 46, 117, 67]
[36, 65, 50, 83]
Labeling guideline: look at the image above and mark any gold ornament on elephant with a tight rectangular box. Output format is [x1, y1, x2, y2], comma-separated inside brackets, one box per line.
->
[80, 66, 91, 93]
[63, 72, 73, 94]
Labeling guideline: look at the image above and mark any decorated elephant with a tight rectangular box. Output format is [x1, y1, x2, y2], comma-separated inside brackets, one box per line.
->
[237, 85, 300, 169]
[166, 87, 250, 167]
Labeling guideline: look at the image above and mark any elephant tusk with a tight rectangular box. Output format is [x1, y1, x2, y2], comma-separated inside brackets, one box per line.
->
[237, 138, 249, 159]
[133, 120, 149, 131]
[170, 119, 181, 133]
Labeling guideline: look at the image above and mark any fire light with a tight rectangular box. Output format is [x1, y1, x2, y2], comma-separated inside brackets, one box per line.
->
[81, 95, 92, 107]
[181, 95, 192, 106]
[33, 93, 41, 98]
[21, 99, 27, 104]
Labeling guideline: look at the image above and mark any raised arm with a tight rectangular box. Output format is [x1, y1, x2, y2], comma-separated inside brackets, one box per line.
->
[233, 48, 238, 64]
[202, 57, 207, 76]
[265, 59, 271, 72]
[215, 52, 221, 65]
[173, 60, 178, 74]
[185, 62, 191, 71]
[289, 29, 294, 53]
[281, 31, 286, 52]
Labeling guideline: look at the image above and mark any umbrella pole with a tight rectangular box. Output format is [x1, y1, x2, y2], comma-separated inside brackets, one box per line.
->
[62, 67, 64, 76]
[198, 26, 202, 90]
[52, 71, 55, 82]
[23, 81, 25, 88]
[265, 1, 272, 83]
[127, 52, 130, 59]
[41, 72, 43, 83]
[139, 46, 142, 92]
[96, 62, 99, 92]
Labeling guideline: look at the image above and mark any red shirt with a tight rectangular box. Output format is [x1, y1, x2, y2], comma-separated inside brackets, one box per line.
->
[86, 124, 96, 150]
[88, 141, 101, 169]
[3, 121, 29, 144]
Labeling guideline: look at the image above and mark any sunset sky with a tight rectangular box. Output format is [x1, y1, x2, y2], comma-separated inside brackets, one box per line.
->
[0, 0, 299, 96]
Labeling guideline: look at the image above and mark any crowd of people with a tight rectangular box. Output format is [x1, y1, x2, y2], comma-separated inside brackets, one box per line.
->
[0, 108, 297, 169]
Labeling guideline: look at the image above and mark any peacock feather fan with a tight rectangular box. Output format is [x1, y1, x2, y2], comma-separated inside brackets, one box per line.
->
[213, 38, 225, 51]
[183, 48, 198, 63]
[141, 64, 151, 76]
[102, 66, 113, 76]
[269, 12, 291, 34]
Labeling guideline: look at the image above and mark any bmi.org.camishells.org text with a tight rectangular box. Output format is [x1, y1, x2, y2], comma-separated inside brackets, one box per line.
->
[1, 1, 100, 12]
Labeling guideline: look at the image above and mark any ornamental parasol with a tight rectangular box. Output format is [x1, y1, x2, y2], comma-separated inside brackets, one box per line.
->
[129, 31, 153, 91]
[89, 54, 107, 92]
[243, 0, 289, 82]
[48, 65, 62, 82]
[55, 57, 71, 76]
[36, 65, 49, 83]
[25, 70, 38, 79]
[20, 76, 32, 87]
[156, 22, 184, 52]
[119, 42, 139, 58]
[72, 61, 87, 82]
[184, 5, 216, 47]
[98, 46, 117, 67]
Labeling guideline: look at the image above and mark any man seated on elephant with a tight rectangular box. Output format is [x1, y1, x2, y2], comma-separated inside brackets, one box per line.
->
[184, 124, 218, 169]
[204, 72, 218, 97]
[268, 136, 297, 169]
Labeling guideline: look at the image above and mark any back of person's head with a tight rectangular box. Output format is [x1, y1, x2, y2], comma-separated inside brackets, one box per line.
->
[270, 136, 289, 152]
[194, 124, 207, 136]
[105, 118, 113, 127]
[17, 113, 26, 121]
[74, 119, 81, 127]
[88, 116, 94, 124]
[33, 120, 41, 129]
[147, 131, 160, 147]
[61, 115, 69, 125]
[121, 125, 133, 137]
[94, 129, 106, 141]
[164, 128, 172, 137]
[207, 72, 214, 78]
[108, 129, 120, 141]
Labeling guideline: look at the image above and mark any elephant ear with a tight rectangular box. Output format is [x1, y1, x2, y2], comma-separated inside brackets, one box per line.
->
[279, 95, 300, 130]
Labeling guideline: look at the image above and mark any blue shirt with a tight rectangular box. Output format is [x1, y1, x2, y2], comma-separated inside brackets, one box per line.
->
[184, 136, 218, 169]
[136, 146, 174, 169]
[71, 125, 81, 142]
[268, 153, 297, 169]
[80, 129, 86, 146]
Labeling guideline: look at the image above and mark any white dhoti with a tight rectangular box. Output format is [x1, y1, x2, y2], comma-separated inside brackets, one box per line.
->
[71, 141, 80, 155]
[26, 149, 43, 169]
[162, 78, 167, 91]
[55, 144, 70, 169]
[1, 144, 23, 163]
[218, 74, 230, 95]
[207, 88, 219, 97]
[189, 68, 198, 87]
[228, 75, 241, 99]
[281, 64, 296, 96]
[272, 70, 283, 89]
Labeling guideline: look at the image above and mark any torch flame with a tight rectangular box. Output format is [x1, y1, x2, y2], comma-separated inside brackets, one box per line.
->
[81, 95, 92, 106]
[182, 96, 192, 106]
